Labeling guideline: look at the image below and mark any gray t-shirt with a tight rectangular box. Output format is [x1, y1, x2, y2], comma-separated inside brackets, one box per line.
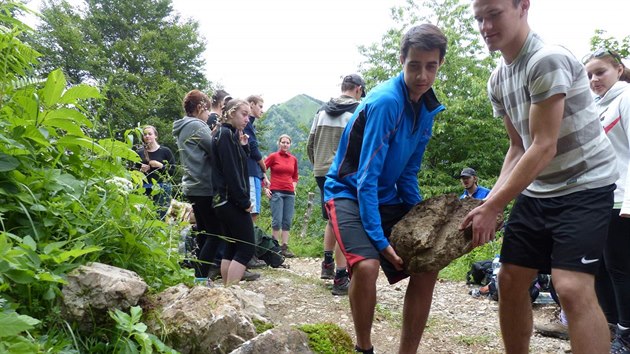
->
[488, 31, 617, 197]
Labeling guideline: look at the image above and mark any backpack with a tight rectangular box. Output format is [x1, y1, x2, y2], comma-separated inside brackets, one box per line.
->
[466, 259, 493, 286]
[485, 275, 545, 303]
[253, 226, 285, 268]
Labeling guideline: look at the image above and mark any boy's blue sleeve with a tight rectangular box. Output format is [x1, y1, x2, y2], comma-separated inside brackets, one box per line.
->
[356, 98, 399, 252]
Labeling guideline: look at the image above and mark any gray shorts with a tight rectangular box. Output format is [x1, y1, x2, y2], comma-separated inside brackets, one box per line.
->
[325, 198, 411, 284]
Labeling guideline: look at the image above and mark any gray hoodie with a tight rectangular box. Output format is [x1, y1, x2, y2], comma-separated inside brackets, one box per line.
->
[172, 116, 214, 196]
[306, 95, 360, 176]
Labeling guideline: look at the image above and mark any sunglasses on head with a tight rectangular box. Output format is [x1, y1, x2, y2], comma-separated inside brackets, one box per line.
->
[582, 48, 622, 65]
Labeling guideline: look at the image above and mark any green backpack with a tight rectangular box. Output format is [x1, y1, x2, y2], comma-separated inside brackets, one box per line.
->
[253, 226, 285, 268]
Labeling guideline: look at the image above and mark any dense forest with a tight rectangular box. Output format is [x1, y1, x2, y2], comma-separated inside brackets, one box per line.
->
[1, 0, 628, 352]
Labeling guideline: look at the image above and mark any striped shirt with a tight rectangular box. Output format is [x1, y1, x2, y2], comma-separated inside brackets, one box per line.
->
[488, 32, 617, 197]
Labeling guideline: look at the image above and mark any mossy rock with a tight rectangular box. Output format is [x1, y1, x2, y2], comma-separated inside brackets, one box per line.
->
[253, 318, 274, 334]
[296, 322, 354, 354]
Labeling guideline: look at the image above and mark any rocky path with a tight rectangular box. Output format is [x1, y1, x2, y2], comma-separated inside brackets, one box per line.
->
[239, 257, 572, 354]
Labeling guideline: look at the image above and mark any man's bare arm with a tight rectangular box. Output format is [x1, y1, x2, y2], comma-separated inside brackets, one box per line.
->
[462, 93, 565, 246]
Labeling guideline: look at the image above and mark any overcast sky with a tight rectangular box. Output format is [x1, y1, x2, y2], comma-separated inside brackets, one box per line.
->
[170, 0, 628, 106]
[25, 0, 629, 107]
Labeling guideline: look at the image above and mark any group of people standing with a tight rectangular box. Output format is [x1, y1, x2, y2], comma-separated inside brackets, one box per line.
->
[311, 0, 630, 353]
[136, 90, 300, 286]
[133, 0, 630, 352]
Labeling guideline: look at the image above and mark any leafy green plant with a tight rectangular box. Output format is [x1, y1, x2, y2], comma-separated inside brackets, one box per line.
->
[0, 2, 189, 351]
[109, 306, 178, 354]
[0, 298, 41, 354]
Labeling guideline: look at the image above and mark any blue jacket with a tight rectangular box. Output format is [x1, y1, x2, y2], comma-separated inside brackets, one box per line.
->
[244, 116, 264, 178]
[460, 186, 491, 200]
[324, 72, 445, 251]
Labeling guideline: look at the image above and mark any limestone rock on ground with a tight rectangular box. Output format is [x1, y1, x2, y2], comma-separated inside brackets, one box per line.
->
[147, 284, 266, 354]
[230, 326, 313, 354]
[61, 262, 147, 332]
[390, 194, 503, 273]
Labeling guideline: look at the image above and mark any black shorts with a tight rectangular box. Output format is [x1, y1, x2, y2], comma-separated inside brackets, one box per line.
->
[501, 184, 614, 275]
[316, 176, 328, 220]
[326, 198, 411, 284]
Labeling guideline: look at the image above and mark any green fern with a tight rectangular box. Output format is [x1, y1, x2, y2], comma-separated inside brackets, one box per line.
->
[9, 76, 46, 91]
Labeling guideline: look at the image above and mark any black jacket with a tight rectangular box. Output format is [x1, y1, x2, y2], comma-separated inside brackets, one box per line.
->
[211, 123, 251, 209]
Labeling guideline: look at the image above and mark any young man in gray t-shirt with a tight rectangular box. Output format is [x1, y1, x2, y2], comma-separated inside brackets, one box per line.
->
[463, 0, 618, 352]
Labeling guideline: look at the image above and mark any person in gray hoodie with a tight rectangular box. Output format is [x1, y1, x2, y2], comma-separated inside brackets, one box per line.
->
[306, 73, 365, 296]
[173, 89, 223, 285]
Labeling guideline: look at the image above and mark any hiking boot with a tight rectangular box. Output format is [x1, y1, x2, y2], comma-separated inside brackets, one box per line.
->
[241, 270, 261, 281]
[321, 260, 334, 279]
[611, 328, 630, 354]
[207, 265, 222, 280]
[609, 323, 619, 342]
[280, 244, 295, 258]
[331, 274, 349, 296]
[534, 319, 569, 340]
[247, 255, 267, 269]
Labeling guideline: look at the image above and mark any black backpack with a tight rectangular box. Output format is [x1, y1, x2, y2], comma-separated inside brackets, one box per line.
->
[466, 259, 493, 286]
[253, 226, 285, 268]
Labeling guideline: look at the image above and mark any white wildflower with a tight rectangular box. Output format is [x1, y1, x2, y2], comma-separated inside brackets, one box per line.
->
[105, 177, 133, 194]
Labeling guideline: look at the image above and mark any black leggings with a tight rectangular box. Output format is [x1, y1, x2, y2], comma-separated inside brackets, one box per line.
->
[595, 209, 630, 327]
[187, 195, 224, 278]
[215, 201, 255, 266]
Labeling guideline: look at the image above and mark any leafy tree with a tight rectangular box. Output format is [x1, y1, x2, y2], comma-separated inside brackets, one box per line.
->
[30, 0, 209, 149]
[588, 29, 630, 58]
[358, 1, 630, 198]
[1, 2, 185, 351]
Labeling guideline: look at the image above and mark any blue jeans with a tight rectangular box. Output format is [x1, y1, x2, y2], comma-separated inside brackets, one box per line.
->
[270, 191, 295, 231]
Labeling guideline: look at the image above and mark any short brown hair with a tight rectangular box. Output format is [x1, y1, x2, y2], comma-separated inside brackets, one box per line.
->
[246, 95, 264, 105]
[400, 24, 447, 62]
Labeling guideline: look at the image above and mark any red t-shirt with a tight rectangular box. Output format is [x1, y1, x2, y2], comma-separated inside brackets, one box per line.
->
[265, 150, 298, 192]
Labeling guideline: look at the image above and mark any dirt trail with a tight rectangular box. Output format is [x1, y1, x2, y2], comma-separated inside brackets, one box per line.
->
[239, 257, 571, 354]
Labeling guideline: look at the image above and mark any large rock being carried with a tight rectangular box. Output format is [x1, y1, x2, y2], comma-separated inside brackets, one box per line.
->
[390, 194, 503, 273]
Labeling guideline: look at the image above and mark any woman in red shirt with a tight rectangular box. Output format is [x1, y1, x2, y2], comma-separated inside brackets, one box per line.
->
[264, 134, 299, 258]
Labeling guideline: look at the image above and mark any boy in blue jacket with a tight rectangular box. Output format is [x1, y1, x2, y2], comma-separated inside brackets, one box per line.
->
[324, 24, 447, 354]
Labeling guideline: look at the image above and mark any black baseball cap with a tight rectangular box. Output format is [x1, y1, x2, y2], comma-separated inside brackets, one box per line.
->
[460, 168, 477, 177]
[343, 74, 366, 97]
